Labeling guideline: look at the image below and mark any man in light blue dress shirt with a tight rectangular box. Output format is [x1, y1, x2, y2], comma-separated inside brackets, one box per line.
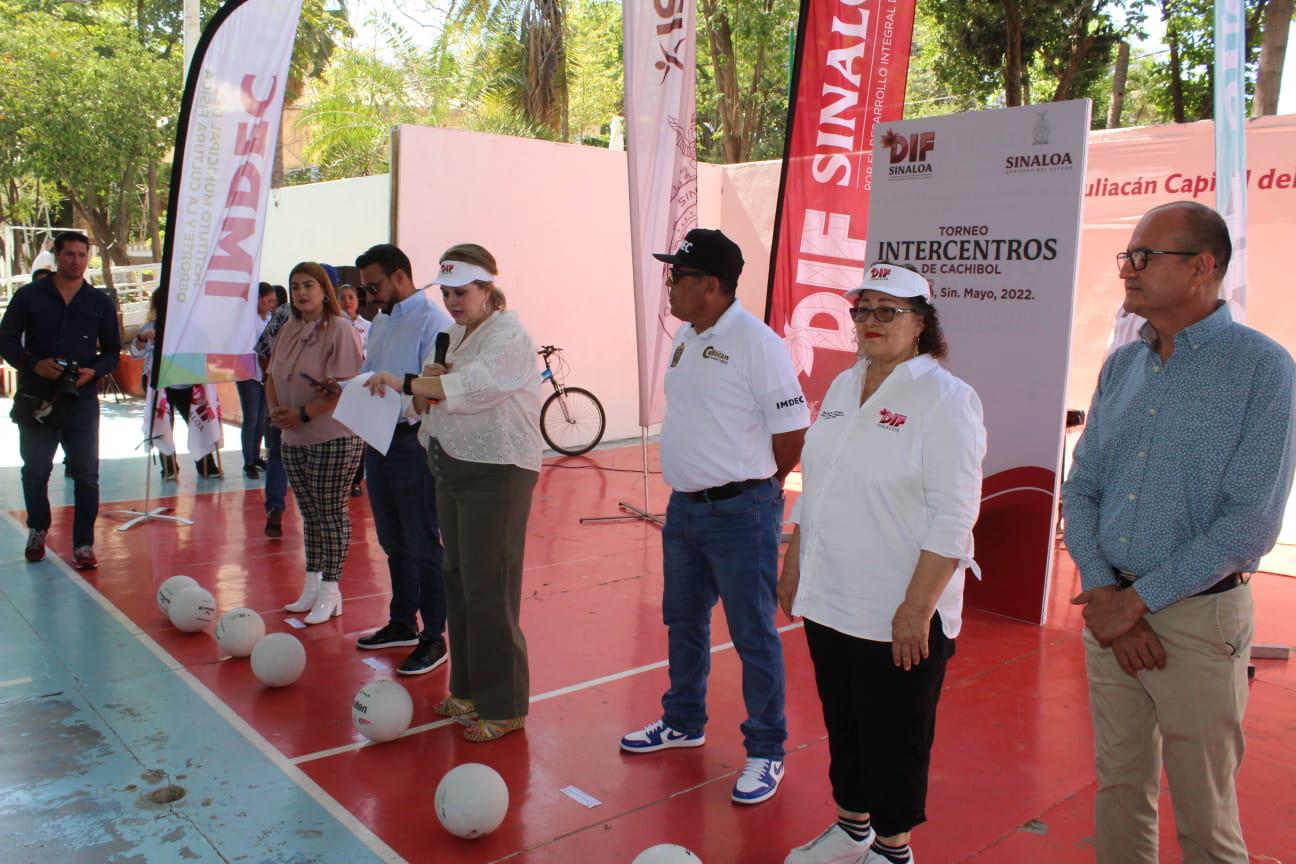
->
[353, 244, 453, 675]
[1064, 201, 1295, 864]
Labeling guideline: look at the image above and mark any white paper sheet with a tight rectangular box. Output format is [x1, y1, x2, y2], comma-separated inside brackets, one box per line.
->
[333, 372, 403, 455]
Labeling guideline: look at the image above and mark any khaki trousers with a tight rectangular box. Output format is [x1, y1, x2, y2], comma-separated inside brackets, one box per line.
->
[1084, 583, 1253, 864]
[428, 439, 537, 720]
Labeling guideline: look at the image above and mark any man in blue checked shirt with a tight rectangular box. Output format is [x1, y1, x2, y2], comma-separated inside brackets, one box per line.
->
[1064, 201, 1296, 864]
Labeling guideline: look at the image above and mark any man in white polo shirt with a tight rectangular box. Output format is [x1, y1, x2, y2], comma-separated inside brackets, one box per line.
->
[620, 228, 810, 806]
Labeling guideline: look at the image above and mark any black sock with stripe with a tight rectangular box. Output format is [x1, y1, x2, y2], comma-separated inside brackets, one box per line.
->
[871, 839, 913, 863]
[836, 815, 872, 842]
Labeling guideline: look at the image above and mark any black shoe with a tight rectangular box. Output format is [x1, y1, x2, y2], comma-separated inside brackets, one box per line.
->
[253, 458, 268, 470]
[356, 622, 420, 650]
[398, 637, 448, 676]
[350, 483, 363, 497]
[244, 465, 260, 479]
[264, 509, 283, 539]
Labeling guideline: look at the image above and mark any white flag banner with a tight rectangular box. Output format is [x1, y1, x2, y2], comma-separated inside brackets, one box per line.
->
[1215, 0, 1248, 323]
[144, 385, 223, 459]
[158, 0, 304, 387]
[623, 0, 698, 426]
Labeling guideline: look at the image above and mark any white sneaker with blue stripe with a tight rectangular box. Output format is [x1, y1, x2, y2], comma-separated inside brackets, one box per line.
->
[619, 719, 706, 753]
[731, 757, 784, 804]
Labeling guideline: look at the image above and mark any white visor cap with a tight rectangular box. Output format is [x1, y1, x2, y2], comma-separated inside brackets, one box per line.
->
[846, 263, 930, 301]
[433, 259, 496, 287]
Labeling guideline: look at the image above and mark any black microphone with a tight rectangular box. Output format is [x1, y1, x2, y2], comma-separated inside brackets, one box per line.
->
[434, 332, 450, 366]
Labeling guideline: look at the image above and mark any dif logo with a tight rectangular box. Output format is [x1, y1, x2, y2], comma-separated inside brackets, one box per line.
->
[881, 129, 935, 178]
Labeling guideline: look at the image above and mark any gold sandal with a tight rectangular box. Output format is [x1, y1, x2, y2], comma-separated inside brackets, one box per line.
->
[433, 695, 476, 718]
[462, 716, 526, 743]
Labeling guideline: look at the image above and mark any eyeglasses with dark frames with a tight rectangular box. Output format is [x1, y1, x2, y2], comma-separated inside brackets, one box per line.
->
[358, 273, 390, 295]
[850, 305, 918, 324]
[667, 267, 711, 284]
[1116, 248, 1199, 272]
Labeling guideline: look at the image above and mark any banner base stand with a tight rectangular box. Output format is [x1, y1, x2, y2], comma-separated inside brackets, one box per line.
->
[578, 428, 664, 528]
[113, 506, 195, 532]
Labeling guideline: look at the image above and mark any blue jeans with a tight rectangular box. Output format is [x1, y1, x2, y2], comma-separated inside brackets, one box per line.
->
[661, 478, 787, 759]
[366, 429, 446, 637]
[20, 395, 100, 547]
[263, 424, 287, 514]
[235, 379, 267, 468]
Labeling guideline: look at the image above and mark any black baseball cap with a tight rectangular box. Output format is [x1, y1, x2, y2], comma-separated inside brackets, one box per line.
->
[653, 228, 744, 282]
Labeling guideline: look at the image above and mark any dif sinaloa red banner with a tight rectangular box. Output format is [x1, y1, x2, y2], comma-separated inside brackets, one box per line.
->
[766, 0, 915, 409]
[158, 0, 304, 388]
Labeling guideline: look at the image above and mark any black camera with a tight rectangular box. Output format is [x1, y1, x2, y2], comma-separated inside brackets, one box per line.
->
[52, 359, 81, 399]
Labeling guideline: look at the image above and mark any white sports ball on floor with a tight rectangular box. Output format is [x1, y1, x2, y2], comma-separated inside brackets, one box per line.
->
[167, 585, 217, 633]
[250, 632, 306, 687]
[632, 845, 703, 864]
[156, 575, 198, 615]
[215, 608, 266, 657]
[434, 763, 509, 839]
[352, 679, 414, 743]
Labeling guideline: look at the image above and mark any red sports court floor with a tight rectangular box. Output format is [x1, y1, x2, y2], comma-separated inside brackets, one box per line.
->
[17, 443, 1296, 862]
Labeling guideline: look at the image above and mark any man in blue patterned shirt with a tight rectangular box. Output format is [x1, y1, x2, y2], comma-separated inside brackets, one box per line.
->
[1064, 201, 1295, 864]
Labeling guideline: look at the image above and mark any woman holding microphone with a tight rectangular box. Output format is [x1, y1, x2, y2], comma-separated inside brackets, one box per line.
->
[366, 243, 542, 743]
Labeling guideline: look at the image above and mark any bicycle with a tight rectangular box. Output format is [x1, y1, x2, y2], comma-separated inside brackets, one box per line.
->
[538, 345, 605, 456]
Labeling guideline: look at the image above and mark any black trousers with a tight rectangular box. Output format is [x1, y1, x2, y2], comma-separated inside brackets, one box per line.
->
[803, 615, 955, 837]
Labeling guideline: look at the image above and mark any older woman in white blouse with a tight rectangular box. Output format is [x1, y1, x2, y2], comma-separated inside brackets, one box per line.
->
[366, 243, 542, 744]
[779, 263, 986, 864]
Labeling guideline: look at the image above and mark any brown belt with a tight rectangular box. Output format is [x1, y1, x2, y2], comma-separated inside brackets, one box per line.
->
[1114, 570, 1247, 598]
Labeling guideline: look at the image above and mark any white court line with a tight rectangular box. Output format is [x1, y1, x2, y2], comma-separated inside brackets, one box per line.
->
[0, 511, 405, 864]
[291, 620, 806, 764]
[981, 486, 1055, 503]
[0, 676, 33, 689]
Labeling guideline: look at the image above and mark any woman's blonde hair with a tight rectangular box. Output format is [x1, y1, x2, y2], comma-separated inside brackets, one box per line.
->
[441, 243, 505, 312]
[288, 261, 344, 320]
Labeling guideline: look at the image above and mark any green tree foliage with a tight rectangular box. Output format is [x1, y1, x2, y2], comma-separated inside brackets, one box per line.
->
[0, 4, 176, 280]
[1147, 0, 1268, 122]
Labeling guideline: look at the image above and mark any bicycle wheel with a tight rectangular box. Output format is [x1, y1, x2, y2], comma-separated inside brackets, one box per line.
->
[540, 387, 606, 456]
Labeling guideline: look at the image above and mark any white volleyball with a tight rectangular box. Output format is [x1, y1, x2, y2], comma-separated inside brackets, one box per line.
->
[434, 763, 509, 839]
[352, 679, 414, 743]
[157, 575, 199, 615]
[167, 585, 217, 633]
[632, 845, 703, 864]
[215, 608, 266, 657]
[250, 632, 306, 687]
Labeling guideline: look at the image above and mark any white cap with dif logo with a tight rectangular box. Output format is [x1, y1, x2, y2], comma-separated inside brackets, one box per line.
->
[846, 262, 931, 301]
[432, 259, 496, 287]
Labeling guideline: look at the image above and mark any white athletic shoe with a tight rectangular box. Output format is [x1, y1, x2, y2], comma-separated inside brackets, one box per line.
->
[785, 823, 875, 863]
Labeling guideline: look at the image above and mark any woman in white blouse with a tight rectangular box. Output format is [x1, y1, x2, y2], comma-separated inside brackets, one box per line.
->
[779, 263, 986, 864]
[365, 243, 542, 743]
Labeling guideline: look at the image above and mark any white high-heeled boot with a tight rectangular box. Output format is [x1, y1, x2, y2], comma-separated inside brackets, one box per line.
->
[304, 579, 342, 625]
[284, 571, 321, 613]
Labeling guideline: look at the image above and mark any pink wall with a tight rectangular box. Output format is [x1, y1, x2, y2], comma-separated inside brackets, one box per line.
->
[394, 126, 724, 444]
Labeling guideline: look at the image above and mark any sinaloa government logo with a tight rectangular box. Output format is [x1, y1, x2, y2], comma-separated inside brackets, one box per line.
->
[1006, 109, 1074, 173]
[881, 128, 935, 179]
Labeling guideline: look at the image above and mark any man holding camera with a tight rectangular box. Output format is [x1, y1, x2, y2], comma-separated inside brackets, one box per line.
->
[0, 232, 120, 568]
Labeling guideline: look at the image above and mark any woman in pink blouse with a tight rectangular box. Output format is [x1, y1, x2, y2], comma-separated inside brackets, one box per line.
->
[267, 262, 365, 625]
[366, 243, 542, 742]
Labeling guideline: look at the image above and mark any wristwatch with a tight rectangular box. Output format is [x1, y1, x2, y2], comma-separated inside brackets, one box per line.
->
[299, 405, 311, 424]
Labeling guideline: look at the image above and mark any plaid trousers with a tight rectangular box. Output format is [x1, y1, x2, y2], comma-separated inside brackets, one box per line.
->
[282, 435, 364, 581]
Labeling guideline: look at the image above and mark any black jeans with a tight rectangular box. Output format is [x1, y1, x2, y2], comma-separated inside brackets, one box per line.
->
[19, 395, 100, 547]
[803, 615, 955, 837]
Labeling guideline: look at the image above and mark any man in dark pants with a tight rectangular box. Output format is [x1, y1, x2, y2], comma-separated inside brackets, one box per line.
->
[0, 231, 120, 568]
[354, 243, 452, 675]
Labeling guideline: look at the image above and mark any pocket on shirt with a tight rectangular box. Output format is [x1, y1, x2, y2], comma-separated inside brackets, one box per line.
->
[68, 307, 103, 354]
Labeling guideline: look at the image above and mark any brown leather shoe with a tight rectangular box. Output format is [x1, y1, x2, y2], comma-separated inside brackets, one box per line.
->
[264, 509, 283, 538]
